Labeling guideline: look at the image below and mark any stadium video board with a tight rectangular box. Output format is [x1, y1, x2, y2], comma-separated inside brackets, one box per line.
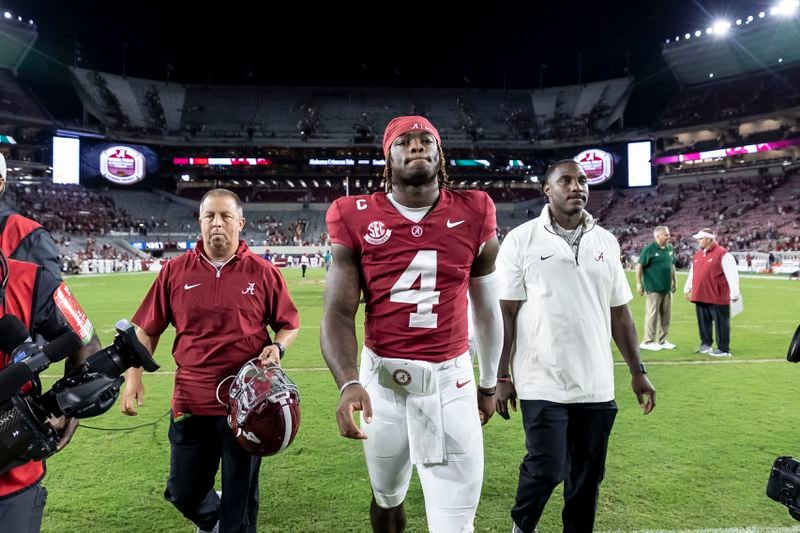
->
[555, 141, 653, 189]
[80, 142, 160, 188]
[53, 136, 81, 184]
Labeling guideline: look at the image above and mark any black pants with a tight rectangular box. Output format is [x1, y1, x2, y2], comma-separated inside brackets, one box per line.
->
[695, 302, 730, 352]
[301, 265, 307, 277]
[166, 414, 262, 533]
[511, 400, 617, 533]
[0, 483, 47, 533]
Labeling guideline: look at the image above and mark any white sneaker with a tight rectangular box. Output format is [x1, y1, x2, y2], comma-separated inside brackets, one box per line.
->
[639, 342, 662, 351]
[709, 349, 731, 357]
[660, 341, 676, 350]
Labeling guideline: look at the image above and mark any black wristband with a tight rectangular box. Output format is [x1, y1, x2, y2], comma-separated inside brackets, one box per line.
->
[478, 387, 496, 396]
[271, 342, 286, 359]
[630, 363, 647, 375]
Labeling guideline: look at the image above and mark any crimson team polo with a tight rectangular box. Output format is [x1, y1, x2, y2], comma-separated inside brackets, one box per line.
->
[133, 240, 299, 416]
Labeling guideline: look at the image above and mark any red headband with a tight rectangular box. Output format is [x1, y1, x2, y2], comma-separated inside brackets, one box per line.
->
[382, 116, 441, 157]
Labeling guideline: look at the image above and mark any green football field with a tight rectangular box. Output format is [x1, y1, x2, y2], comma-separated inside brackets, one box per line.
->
[35, 268, 800, 532]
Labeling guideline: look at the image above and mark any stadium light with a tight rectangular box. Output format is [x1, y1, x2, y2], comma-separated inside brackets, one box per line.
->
[773, 0, 799, 16]
[779, 57, 784, 62]
[712, 20, 731, 35]
[706, 27, 713, 34]
[675, 35, 680, 41]
[695, 30, 702, 36]
[28, 19, 33, 25]
[747, 15, 754, 22]
[180, 174, 190, 181]
[709, 73, 715, 78]
[759, 11, 766, 17]
[685, 33, 691, 39]
[666, 38, 670, 43]
[736, 18, 742, 25]
[3, 12, 11, 19]
[16, 16, 20, 21]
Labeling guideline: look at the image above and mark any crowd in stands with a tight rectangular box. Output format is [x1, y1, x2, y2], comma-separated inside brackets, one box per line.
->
[251, 215, 317, 246]
[11, 182, 133, 234]
[179, 184, 541, 205]
[5, 166, 799, 275]
[9, 182, 183, 237]
[587, 169, 800, 266]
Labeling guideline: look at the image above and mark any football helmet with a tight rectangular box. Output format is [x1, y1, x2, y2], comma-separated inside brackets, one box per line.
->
[226, 359, 300, 456]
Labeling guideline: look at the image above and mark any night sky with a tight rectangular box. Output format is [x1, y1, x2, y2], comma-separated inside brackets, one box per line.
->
[9, 0, 777, 124]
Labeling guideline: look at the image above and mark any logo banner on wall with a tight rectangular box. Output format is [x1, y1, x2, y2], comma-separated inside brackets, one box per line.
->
[100, 146, 146, 184]
[574, 149, 614, 185]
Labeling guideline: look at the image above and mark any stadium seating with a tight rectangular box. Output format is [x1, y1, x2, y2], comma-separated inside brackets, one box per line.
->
[0, 68, 52, 123]
[657, 64, 800, 130]
[66, 69, 633, 144]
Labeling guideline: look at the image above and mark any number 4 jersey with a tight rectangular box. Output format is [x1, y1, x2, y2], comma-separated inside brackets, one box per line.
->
[326, 189, 497, 362]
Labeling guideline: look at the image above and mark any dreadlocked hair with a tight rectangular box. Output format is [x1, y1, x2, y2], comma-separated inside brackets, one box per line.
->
[383, 145, 451, 192]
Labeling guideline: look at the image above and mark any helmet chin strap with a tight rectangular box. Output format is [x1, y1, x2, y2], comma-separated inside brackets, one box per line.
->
[215, 374, 236, 406]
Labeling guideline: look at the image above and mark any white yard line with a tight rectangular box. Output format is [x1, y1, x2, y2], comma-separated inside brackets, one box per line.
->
[40, 357, 791, 378]
[600, 526, 800, 533]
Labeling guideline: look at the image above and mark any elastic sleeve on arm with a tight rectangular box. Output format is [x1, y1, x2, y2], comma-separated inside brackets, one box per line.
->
[469, 271, 502, 389]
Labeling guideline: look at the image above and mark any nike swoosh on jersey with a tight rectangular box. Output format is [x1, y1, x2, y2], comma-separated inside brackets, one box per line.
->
[540, 254, 555, 261]
[446, 219, 465, 228]
[456, 379, 471, 389]
[184, 283, 202, 290]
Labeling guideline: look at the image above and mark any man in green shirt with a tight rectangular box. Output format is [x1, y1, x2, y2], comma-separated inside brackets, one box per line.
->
[636, 225, 677, 351]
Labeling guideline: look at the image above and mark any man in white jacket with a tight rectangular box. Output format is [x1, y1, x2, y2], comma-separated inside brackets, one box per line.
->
[495, 159, 656, 533]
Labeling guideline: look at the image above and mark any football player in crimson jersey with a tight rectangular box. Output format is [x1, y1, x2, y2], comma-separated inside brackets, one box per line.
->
[321, 116, 503, 533]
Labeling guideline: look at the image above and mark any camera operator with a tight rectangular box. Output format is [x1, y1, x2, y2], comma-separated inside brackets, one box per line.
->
[0, 250, 101, 532]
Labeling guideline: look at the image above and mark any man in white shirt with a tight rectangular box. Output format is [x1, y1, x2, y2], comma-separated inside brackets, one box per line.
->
[300, 254, 310, 278]
[495, 159, 656, 533]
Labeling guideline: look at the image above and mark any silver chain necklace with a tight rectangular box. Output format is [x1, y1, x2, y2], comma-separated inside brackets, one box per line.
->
[550, 209, 585, 254]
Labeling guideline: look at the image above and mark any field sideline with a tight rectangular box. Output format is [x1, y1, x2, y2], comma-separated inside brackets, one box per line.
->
[32, 268, 800, 532]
